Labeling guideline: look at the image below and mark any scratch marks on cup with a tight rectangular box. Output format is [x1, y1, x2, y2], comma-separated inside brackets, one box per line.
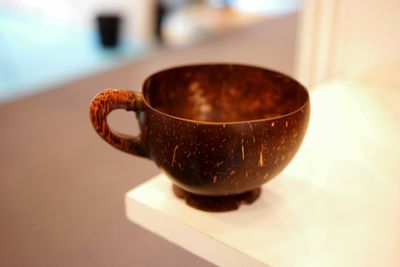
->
[216, 161, 224, 168]
[259, 144, 264, 167]
[172, 145, 178, 167]
[241, 138, 245, 160]
[213, 175, 218, 183]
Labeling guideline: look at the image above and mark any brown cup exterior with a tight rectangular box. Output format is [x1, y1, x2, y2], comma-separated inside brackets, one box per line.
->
[90, 64, 310, 196]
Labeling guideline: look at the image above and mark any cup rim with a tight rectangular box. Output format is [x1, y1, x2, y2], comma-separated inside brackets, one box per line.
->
[141, 63, 309, 125]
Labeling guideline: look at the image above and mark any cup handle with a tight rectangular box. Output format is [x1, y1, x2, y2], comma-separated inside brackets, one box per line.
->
[89, 88, 149, 158]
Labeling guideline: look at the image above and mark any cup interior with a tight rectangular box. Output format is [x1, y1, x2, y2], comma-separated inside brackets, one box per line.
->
[143, 64, 308, 122]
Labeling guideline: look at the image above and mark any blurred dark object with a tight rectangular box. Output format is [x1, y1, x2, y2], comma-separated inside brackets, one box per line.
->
[156, 1, 167, 43]
[96, 14, 121, 48]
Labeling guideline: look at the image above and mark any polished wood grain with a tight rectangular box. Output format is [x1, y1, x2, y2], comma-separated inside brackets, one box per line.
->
[90, 89, 149, 157]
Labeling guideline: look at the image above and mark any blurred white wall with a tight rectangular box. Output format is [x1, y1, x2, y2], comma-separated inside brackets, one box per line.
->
[2, 0, 157, 45]
[334, 0, 400, 76]
[3, 0, 301, 46]
[2, 0, 92, 28]
[296, 0, 400, 86]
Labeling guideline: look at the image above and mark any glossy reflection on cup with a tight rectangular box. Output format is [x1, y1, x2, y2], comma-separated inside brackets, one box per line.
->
[90, 64, 310, 197]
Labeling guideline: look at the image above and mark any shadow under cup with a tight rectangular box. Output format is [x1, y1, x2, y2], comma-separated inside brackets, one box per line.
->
[90, 64, 310, 211]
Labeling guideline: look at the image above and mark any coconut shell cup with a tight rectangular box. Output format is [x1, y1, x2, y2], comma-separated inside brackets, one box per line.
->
[90, 64, 310, 211]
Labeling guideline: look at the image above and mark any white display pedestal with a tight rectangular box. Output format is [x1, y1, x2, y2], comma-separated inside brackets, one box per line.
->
[126, 70, 400, 267]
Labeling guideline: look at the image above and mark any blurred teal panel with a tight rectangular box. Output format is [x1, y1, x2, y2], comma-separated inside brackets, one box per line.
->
[0, 7, 145, 103]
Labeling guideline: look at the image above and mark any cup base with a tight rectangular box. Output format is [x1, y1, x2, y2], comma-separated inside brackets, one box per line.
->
[172, 184, 261, 212]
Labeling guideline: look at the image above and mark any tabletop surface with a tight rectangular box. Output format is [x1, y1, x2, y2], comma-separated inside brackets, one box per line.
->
[126, 64, 400, 267]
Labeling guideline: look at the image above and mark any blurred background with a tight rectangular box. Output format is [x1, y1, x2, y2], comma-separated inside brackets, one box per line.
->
[0, 1, 301, 266]
[0, 0, 300, 102]
[1, 0, 399, 266]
